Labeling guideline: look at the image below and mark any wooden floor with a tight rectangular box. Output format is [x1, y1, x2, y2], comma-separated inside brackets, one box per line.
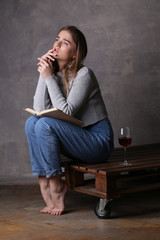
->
[0, 177, 160, 240]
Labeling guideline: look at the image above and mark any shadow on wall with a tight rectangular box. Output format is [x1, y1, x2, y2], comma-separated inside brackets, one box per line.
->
[0, 0, 160, 176]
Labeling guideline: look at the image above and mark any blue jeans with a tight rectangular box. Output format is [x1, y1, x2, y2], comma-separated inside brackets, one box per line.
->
[25, 116, 114, 178]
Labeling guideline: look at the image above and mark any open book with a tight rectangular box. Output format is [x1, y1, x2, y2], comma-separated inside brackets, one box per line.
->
[24, 108, 83, 127]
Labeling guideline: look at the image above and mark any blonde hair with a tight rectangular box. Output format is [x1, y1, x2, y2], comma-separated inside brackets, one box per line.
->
[58, 26, 88, 96]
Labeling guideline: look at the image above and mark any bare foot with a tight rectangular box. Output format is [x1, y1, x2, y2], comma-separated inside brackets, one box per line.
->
[49, 179, 68, 216]
[38, 176, 54, 214]
[40, 206, 54, 214]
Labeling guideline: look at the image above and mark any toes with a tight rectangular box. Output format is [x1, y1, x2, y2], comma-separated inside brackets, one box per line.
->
[48, 207, 55, 214]
[49, 208, 63, 215]
[40, 206, 55, 214]
[40, 209, 48, 214]
[40, 207, 48, 213]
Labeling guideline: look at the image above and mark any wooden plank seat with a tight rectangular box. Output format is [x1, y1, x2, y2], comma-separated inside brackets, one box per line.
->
[61, 143, 160, 218]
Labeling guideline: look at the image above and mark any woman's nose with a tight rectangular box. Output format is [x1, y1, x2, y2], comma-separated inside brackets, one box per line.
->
[56, 41, 61, 48]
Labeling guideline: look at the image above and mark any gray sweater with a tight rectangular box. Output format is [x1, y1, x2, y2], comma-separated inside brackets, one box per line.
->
[33, 67, 108, 127]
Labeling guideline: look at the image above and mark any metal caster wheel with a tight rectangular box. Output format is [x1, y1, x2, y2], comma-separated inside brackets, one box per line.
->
[94, 199, 111, 219]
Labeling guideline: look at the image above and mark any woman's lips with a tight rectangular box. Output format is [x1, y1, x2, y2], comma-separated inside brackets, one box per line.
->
[53, 49, 58, 55]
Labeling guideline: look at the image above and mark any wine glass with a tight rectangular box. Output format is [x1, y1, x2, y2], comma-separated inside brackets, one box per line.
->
[118, 127, 132, 166]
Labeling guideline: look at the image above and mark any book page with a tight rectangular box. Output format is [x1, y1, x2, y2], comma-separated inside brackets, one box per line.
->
[24, 108, 39, 115]
[24, 108, 83, 127]
[39, 108, 57, 115]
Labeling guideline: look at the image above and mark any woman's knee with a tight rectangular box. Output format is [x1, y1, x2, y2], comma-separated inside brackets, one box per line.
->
[35, 117, 64, 138]
[35, 117, 53, 137]
[25, 116, 39, 135]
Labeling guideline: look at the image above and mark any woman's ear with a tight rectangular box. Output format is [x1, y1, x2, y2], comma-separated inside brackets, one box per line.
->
[72, 53, 76, 59]
[72, 48, 77, 59]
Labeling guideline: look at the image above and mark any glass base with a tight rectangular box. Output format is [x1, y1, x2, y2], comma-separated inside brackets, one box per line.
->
[120, 161, 132, 166]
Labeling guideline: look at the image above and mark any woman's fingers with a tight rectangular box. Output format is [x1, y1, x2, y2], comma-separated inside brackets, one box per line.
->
[47, 56, 55, 61]
[46, 50, 55, 61]
[37, 59, 48, 74]
[37, 57, 54, 78]
[37, 57, 54, 68]
[40, 49, 55, 61]
[37, 58, 49, 67]
[41, 54, 55, 61]
[47, 49, 54, 53]
[37, 66, 43, 73]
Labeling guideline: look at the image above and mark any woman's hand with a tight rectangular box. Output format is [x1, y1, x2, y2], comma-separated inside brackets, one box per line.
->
[37, 58, 54, 79]
[37, 49, 55, 79]
[41, 49, 55, 62]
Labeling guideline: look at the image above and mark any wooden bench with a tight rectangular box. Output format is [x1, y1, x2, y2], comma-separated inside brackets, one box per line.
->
[61, 143, 160, 218]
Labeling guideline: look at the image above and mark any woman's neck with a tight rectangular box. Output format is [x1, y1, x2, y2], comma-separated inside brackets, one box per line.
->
[57, 60, 68, 72]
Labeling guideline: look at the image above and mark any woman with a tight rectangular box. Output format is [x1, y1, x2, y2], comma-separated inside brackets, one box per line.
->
[25, 26, 114, 216]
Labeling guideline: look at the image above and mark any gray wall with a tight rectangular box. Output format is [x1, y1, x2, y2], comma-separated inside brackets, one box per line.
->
[0, 0, 160, 176]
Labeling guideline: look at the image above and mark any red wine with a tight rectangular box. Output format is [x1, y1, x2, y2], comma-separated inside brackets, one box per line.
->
[119, 137, 132, 147]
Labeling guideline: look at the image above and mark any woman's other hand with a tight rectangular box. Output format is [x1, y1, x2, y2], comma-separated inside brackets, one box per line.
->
[37, 58, 54, 79]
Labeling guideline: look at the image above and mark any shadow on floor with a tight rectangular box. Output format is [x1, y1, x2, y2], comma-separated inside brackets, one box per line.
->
[0, 180, 160, 240]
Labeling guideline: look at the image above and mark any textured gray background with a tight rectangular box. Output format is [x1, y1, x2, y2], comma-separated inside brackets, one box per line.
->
[0, 0, 160, 176]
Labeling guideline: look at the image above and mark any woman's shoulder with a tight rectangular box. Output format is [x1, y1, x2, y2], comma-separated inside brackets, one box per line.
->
[76, 66, 92, 77]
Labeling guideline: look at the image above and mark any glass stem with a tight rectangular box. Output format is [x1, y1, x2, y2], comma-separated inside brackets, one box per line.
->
[124, 146, 127, 163]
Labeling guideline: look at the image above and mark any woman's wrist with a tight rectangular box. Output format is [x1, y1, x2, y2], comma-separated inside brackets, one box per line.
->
[44, 74, 56, 81]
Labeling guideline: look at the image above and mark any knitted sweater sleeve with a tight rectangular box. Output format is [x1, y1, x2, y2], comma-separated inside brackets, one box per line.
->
[45, 67, 92, 116]
[33, 74, 52, 111]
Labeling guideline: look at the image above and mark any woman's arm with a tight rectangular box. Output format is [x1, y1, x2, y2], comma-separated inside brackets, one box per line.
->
[33, 74, 52, 111]
[34, 50, 55, 111]
[45, 67, 93, 116]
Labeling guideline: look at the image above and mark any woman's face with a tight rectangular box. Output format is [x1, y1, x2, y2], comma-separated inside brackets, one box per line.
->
[53, 30, 76, 63]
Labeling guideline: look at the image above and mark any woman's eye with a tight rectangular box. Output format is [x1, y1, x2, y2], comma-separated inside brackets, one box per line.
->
[63, 41, 68, 46]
